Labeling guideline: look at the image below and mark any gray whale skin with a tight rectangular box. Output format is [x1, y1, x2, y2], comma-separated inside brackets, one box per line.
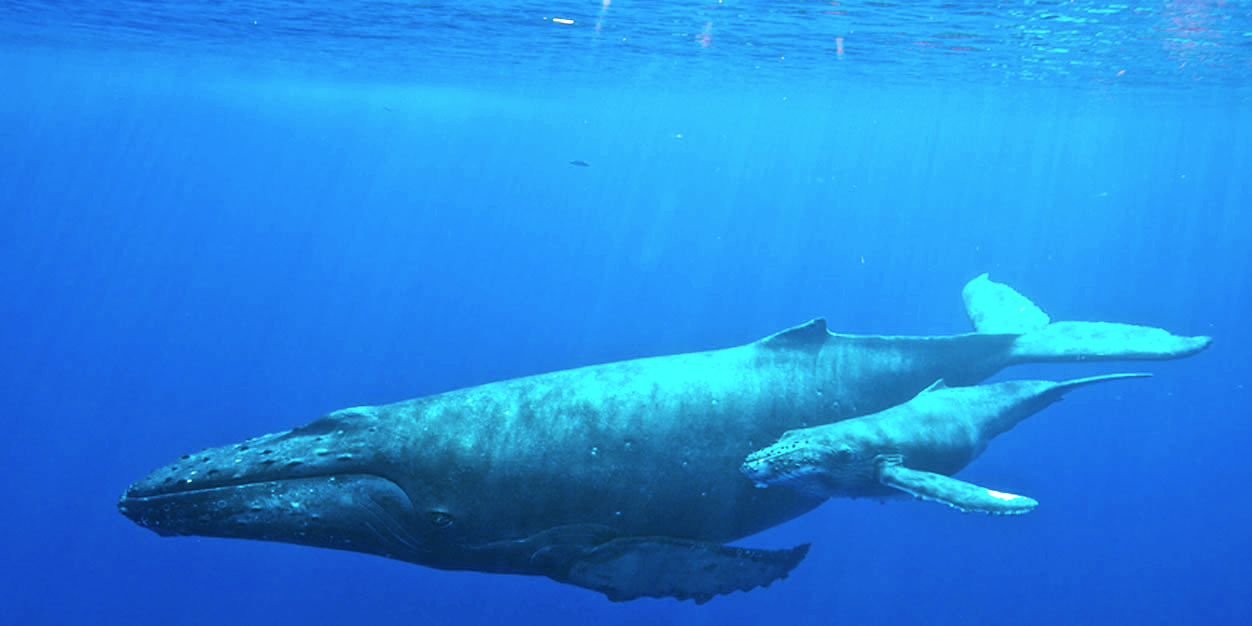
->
[118, 274, 1210, 603]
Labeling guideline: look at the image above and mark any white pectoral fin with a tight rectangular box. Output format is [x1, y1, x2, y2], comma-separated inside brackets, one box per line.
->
[875, 458, 1038, 516]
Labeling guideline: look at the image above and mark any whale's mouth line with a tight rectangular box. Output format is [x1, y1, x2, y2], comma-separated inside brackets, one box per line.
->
[117, 472, 426, 557]
[745, 442, 830, 466]
[122, 471, 398, 501]
[745, 447, 801, 464]
[742, 444, 835, 487]
[746, 450, 794, 464]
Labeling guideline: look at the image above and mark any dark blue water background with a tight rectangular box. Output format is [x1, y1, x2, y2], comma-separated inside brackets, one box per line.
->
[1, 1, 1249, 624]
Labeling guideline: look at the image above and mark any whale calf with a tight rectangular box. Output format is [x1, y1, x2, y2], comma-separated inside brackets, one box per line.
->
[741, 374, 1151, 514]
[118, 275, 1210, 603]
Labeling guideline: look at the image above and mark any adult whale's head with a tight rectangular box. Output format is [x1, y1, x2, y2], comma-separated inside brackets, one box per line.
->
[117, 405, 460, 566]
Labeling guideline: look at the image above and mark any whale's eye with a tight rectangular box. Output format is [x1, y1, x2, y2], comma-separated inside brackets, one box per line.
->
[833, 447, 854, 462]
[427, 510, 455, 528]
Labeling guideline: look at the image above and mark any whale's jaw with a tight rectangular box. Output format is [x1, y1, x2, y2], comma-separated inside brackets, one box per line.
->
[117, 408, 432, 562]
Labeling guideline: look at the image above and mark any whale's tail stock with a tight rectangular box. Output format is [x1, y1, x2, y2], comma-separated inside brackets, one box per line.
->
[961, 273, 1213, 363]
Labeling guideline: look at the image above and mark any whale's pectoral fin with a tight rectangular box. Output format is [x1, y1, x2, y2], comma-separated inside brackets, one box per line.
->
[517, 523, 626, 569]
[552, 536, 810, 604]
[875, 455, 1038, 515]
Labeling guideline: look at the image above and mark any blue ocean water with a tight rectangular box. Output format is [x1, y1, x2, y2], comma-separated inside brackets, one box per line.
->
[1, 1, 1249, 624]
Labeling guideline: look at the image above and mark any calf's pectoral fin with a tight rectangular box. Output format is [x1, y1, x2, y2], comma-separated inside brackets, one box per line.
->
[874, 455, 1038, 515]
[552, 536, 811, 604]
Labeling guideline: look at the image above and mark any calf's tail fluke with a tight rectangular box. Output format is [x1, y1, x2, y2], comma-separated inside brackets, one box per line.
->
[962, 273, 1213, 363]
[1052, 372, 1154, 392]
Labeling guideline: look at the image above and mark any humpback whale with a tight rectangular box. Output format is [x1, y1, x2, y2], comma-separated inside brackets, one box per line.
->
[117, 275, 1210, 603]
[741, 373, 1152, 515]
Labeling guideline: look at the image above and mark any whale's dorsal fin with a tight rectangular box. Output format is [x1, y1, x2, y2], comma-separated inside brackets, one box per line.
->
[757, 319, 830, 349]
[921, 379, 948, 393]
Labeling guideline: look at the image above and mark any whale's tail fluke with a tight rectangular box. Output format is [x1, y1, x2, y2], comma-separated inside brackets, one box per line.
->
[962, 273, 1213, 363]
[962, 273, 1052, 334]
[1018, 372, 1154, 416]
[1049, 372, 1154, 393]
[1008, 321, 1212, 362]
